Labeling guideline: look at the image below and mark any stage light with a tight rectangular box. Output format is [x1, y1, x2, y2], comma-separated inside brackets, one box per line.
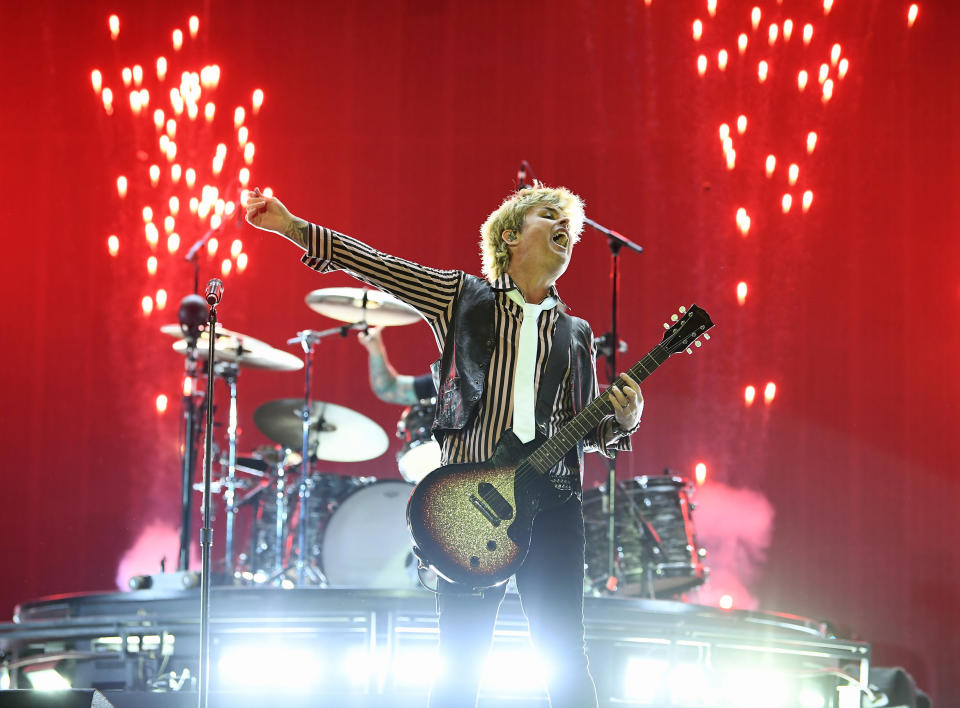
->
[221, 258, 232, 277]
[129, 90, 143, 114]
[155, 290, 168, 311]
[697, 55, 707, 76]
[788, 163, 799, 185]
[207, 237, 218, 256]
[133, 64, 143, 87]
[185, 168, 196, 188]
[240, 189, 250, 205]
[718, 123, 730, 141]
[190, 197, 199, 214]
[725, 149, 736, 170]
[189, 15, 199, 38]
[695, 462, 707, 484]
[736, 281, 747, 305]
[669, 663, 712, 705]
[210, 214, 222, 230]
[171, 164, 182, 183]
[164, 216, 175, 234]
[187, 102, 199, 120]
[483, 649, 548, 694]
[823, 0, 833, 15]
[736, 114, 747, 134]
[803, 23, 813, 45]
[91, 69, 102, 93]
[116, 175, 127, 198]
[765, 154, 776, 177]
[142, 206, 153, 223]
[624, 657, 668, 701]
[830, 43, 842, 66]
[244, 142, 255, 165]
[252, 89, 264, 113]
[166, 141, 178, 161]
[147, 256, 158, 275]
[172, 28, 183, 51]
[768, 23, 778, 45]
[157, 56, 167, 81]
[169, 195, 180, 215]
[838, 58, 849, 79]
[719, 594, 734, 609]
[212, 157, 224, 175]
[745, 385, 756, 406]
[802, 190, 813, 212]
[736, 208, 750, 235]
[24, 667, 71, 691]
[122, 67, 133, 88]
[204, 102, 215, 122]
[146, 223, 159, 246]
[152, 109, 164, 130]
[149, 164, 160, 186]
[218, 644, 323, 691]
[781, 194, 792, 213]
[722, 136, 733, 154]
[908, 4, 919, 27]
[806, 131, 818, 154]
[738, 33, 748, 53]
[225, 201, 236, 216]
[108, 14, 120, 40]
[717, 49, 728, 71]
[797, 70, 808, 91]
[198, 201, 210, 219]
[102, 87, 114, 114]
[239, 167, 251, 186]
[238, 125, 249, 145]
[393, 648, 440, 686]
[706, 0, 716, 18]
[783, 19, 793, 41]
[108, 235, 120, 256]
[757, 60, 768, 83]
[822, 79, 834, 103]
[799, 689, 827, 708]
[167, 233, 180, 253]
[237, 253, 248, 273]
[750, 7, 761, 30]
[214, 199, 225, 215]
[764, 382, 776, 404]
[229, 239, 243, 258]
[166, 118, 176, 138]
[693, 19, 703, 41]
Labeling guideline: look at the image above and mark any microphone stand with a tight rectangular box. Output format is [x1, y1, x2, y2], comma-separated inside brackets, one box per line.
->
[585, 216, 643, 592]
[197, 299, 219, 708]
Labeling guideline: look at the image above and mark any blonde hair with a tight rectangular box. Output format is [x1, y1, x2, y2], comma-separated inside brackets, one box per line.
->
[479, 185, 585, 282]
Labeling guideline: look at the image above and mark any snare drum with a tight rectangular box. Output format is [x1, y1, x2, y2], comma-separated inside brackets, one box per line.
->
[583, 475, 707, 597]
[319, 480, 419, 588]
[396, 401, 441, 483]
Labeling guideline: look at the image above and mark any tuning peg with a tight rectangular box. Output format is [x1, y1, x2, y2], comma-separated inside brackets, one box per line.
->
[671, 314, 679, 322]
[663, 323, 670, 330]
[695, 340, 702, 347]
[686, 348, 692, 354]
[679, 306, 687, 314]
[703, 333, 711, 340]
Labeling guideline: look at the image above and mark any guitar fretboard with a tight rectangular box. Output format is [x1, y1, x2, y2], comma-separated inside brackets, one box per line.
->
[524, 343, 671, 475]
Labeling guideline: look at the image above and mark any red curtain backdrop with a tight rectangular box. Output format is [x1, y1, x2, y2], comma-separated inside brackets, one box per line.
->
[1, 0, 957, 701]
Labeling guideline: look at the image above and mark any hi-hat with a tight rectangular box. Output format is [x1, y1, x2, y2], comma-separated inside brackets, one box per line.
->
[253, 398, 389, 462]
[305, 287, 422, 326]
[162, 324, 304, 372]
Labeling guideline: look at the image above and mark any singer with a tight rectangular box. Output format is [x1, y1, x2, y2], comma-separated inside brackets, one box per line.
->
[245, 184, 643, 708]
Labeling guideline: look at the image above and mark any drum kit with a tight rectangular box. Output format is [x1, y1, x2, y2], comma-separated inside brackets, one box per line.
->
[163, 287, 707, 597]
[164, 286, 436, 589]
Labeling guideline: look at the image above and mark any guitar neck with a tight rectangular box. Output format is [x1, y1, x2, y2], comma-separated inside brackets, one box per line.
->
[524, 343, 671, 475]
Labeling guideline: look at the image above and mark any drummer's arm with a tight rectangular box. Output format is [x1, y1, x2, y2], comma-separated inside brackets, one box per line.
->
[359, 328, 420, 405]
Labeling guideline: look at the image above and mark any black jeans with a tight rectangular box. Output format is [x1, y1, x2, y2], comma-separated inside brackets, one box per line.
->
[428, 496, 598, 708]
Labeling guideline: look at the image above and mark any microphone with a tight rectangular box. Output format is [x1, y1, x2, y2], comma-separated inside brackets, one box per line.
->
[205, 278, 224, 306]
[516, 160, 535, 190]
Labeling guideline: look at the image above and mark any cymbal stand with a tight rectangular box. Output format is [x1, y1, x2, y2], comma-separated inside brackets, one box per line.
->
[284, 323, 367, 585]
[215, 361, 240, 579]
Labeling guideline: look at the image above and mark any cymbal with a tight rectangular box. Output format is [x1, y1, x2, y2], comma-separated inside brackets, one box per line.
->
[305, 287, 422, 327]
[253, 398, 389, 462]
[164, 325, 304, 372]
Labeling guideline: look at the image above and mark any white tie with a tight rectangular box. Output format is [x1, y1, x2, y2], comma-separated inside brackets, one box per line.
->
[507, 289, 557, 443]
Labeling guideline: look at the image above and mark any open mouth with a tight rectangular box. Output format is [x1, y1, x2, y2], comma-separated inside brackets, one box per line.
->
[552, 230, 568, 248]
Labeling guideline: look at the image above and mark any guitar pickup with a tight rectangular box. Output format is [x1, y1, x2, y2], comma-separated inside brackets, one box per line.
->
[478, 482, 514, 520]
[470, 495, 501, 527]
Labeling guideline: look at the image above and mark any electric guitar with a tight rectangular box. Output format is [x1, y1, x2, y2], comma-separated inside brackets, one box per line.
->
[406, 304, 715, 589]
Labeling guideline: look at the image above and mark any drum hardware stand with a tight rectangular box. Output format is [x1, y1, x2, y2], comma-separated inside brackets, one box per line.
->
[198, 278, 224, 708]
[617, 485, 666, 599]
[586, 214, 644, 591]
[214, 361, 240, 579]
[280, 322, 369, 586]
[177, 294, 208, 572]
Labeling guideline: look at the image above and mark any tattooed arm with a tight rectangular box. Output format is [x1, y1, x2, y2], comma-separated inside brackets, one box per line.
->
[359, 328, 420, 405]
[245, 188, 309, 247]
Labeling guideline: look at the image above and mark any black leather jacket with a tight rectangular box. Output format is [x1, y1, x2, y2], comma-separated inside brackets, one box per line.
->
[430, 275, 601, 475]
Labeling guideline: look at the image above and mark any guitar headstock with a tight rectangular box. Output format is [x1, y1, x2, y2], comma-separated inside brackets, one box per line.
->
[661, 304, 714, 355]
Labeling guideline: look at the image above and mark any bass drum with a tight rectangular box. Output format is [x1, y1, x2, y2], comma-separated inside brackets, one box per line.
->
[396, 401, 442, 483]
[320, 480, 419, 588]
[583, 475, 707, 598]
